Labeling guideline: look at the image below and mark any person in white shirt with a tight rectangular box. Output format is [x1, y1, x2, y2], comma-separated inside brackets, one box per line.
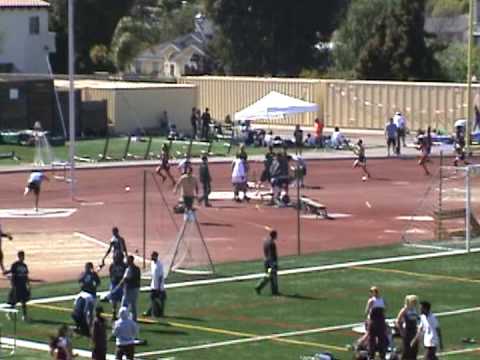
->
[330, 127, 347, 149]
[24, 171, 49, 212]
[143, 251, 166, 318]
[231, 155, 249, 202]
[412, 301, 443, 360]
[112, 307, 139, 360]
[393, 111, 407, 153]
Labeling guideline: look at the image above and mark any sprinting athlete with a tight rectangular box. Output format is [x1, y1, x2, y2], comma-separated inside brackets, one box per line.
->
[0, 224, 13, 273]
[156, 143, 176, 185]
[416, 133, 431, 175]
[24, 170, 49, 212]
[353, 139, 371, 180]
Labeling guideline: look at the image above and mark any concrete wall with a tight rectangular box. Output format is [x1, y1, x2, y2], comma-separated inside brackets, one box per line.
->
[0, 7, 55, 73]
[180, 76, 479, 132]
[80, 85, 197, 135]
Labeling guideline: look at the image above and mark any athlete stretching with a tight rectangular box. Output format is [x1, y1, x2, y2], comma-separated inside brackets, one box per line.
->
[24, 170, 49, 212]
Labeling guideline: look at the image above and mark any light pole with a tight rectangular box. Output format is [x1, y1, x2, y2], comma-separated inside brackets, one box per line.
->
[466, 0, 475, 155]
[68, 0, 76, 196]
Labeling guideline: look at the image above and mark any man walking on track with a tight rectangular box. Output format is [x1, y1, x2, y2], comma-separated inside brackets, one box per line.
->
[0, 224, 13, 273]
[255, 230, 280, 296]
[385, 118, 397, 157]
[143, 251, 166, 318]
[24, 170, 49, 212]
[5, 250, 30, 321]
[174, 166, 199, 211]
[101, 227, 128, 267]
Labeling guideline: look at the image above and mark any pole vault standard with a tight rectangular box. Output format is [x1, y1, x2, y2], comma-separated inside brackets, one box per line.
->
[68, 0, 76, 197]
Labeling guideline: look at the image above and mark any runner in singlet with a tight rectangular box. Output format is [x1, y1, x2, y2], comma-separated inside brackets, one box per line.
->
[156, 143, 176, 185]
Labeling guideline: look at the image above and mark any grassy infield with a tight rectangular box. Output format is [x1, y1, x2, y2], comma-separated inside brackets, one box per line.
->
[0, 248, 479, 360]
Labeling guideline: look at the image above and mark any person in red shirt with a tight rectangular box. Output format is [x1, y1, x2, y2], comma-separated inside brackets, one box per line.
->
[314, 118, 324, 147]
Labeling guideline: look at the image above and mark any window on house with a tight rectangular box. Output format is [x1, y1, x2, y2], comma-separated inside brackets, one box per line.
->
[29, 16, 40, 35]
[135, 60, 142, 74]
[152, 61, 159, 74]
[170, 64, 175, 77]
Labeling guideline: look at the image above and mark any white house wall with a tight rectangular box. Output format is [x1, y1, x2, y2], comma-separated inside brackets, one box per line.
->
[0, 7, 55, 73]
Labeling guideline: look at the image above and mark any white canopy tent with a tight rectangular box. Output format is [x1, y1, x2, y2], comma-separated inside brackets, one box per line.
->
[234, 91, 319, 121]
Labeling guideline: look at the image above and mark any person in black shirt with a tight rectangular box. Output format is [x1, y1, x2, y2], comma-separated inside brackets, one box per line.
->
[115, 255, 141, 322]
[190, 107, 198, 139]
[201, 108, 211, 140]
[293, 124, 304, 155]
[198, 155, 212, 207]
[101, 227, 128, 267]
[5, 250, 30, 320]
[102, 255, 127, 320]
[91, 306, 107, 360]
[255, 230, 279, 295]
[79, 262, 101, 297]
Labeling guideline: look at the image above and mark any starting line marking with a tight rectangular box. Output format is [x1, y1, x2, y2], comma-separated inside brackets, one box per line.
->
[0, 208, 77, 218]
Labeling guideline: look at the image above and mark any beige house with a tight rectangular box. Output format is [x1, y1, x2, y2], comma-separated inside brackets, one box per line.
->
[0, 0, 55, 73]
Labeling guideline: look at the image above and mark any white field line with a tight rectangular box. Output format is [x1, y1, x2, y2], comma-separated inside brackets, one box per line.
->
[439, 346, 480, 357]
[0, 337, 116, 359]
[135, 306, 480, 358]
[1, 246, 479, 308]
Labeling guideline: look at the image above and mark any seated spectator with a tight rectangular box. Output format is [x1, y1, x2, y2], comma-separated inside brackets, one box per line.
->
[305, 133, 317, 147]
[330, 127, 348, 149]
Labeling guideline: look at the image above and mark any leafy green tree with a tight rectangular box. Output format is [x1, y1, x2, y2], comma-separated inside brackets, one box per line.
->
[436, 42, 480, 82]
[426, 0, 468, 16]
[355, 0, 440, 80]
[110, 0, 199, 71]
[49, 0, 135, 73]
[205, 0, 348, 76]
[332, 0, 398, 78]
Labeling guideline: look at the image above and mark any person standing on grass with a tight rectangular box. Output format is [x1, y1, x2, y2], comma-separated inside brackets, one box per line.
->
[24, 170, 49, 212]
[49, 325, 76, 360]
[91, 306, 107, 360]
[143, 251, 166, 318]
[385, 118, 398, 157]
[396, 295, 419, 360]
[156, 143, 176, 186]
[255, 230, 279, 295]
[293, 124, 304, 155]
[102, 255, 127, 320]
[113, 307, 139, 360]
[115, 255, 141, 322]
[411, 301, 443, 360]
[365, 286, 386, 318]
[101, 227, 128, 267]
[190, 107, 197, 138]
[5, 250, 30, 321]
[367, 306, 389, 360]
[353, 139, 371, 180]
[201, 107, 211, 140]
[174, 166, 199, 211]
[0, 224, 13, 274]
[198, 155, 212, 207]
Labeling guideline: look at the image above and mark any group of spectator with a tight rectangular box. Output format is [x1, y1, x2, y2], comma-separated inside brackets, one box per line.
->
[49, 227, 167, 360]
[190, 107, 212, 140]
[356, 286, 442, 360]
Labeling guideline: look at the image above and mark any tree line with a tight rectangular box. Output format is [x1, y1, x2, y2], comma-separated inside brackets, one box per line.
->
[48, 0, 476, 82]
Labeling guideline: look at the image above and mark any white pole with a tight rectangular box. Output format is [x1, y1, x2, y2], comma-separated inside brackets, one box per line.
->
[68, 0, 75, 197]
[466, 166, 471, 252]
[466, 0, 475, 155]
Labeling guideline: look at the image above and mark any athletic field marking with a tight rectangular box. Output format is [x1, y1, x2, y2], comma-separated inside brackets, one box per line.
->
[395, 215, 434, 222]
[354, 266, 480, 284]
[439, 346, 480, 356]
[0, 208, 76, 218]
[2, 247, 479, 308]
[30, 303, 345, 352]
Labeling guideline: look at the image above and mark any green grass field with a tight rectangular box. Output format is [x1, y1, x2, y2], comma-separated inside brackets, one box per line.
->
[0, 250, 479, 359]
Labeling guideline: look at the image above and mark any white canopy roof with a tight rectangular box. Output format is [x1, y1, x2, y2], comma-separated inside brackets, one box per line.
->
[234, 91, 319, 121]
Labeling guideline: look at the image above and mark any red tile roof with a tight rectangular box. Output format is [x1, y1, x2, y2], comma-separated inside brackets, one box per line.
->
[0, 0, 50, 8]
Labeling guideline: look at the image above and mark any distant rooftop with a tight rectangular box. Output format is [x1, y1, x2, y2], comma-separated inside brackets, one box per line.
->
[0, 0, 50, 8]
[54, 79, 196, 90]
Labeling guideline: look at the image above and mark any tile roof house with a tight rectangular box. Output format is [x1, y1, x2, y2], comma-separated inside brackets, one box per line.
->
[130, 13, 214, 78]
[0, 0, 55, 73]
